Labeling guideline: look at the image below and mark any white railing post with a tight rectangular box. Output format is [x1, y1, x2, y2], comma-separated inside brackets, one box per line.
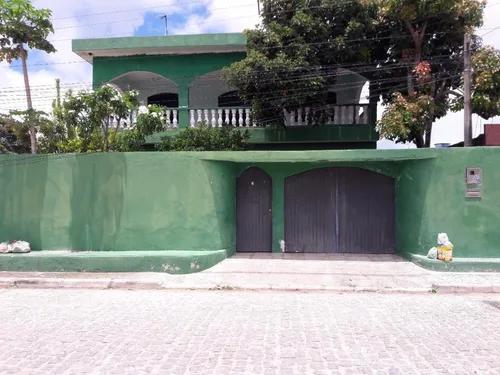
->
[305, 107, 310, 126]
[165, 109, 171, 129]
[190, 110, 196, 128]
[231, 109, 237, 126]
[223, 109, 230, 125]
[297, 108, 303, 125]
[218, 109, 223, 127]
[289, 110, 295, 126]
[197, 109, 203, 127]
[172, 109, 178, 128]
[203, 109, 209, 124]
[238, 108, 244, 127]
[211, 109, 217, 128]
[245, 108, 251, 127]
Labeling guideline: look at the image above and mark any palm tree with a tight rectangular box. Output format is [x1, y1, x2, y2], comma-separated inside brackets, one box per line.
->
[0, 0, 55, 154]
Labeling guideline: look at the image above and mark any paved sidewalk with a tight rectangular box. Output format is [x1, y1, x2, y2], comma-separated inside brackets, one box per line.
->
[1, 253, 500, 293]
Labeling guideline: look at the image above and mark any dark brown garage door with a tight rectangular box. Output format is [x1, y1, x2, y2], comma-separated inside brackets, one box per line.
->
[285, 167, 395, 253]
[236, 167, 272, 252]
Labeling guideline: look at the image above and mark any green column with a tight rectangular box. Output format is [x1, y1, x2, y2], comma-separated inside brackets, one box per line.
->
[368, 80, 378, 127]
[178, 84, 190, 128]
[272, 171, 285, 253]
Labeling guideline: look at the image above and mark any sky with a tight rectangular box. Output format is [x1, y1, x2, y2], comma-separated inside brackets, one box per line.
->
[0, 0, 499, 148]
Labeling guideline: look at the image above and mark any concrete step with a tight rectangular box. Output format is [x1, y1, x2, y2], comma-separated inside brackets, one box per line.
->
[0, 250, 227, 274]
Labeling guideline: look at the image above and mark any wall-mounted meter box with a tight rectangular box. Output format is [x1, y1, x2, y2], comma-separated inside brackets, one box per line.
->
[465, 167, 482, 198]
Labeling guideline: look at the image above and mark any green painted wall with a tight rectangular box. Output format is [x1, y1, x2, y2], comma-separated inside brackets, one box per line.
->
[396, 148, 500, 258]
[1, 148, 499, 258]
[0, 153, 237, 252]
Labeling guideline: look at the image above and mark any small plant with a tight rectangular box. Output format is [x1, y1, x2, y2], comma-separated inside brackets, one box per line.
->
[158, 123, 249, 151]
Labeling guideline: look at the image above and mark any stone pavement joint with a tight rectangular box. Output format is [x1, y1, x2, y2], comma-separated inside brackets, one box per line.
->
[1, 254, 500, 294]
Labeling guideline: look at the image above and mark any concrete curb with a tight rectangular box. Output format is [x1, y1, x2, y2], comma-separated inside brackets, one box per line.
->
[432, 283, 500, 294]
[1, 276, 499, 294]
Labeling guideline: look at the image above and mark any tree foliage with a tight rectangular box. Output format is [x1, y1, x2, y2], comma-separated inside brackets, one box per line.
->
[114, 105, 166, 152]
[58, 86, 139, 152]
[0, 0, 55, 153]
[374, 0, 485, 147]
[0, 112, 30, 153]
[224, 0, 381, 125]
[226, 0, 489, 147]
[451, 46, 500, 119]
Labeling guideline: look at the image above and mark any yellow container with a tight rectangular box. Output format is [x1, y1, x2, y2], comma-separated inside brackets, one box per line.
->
[437, 245, 453, 262]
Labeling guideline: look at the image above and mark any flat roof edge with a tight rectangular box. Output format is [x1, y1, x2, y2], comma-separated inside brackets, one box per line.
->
[192, 150, 439, 163]
[72, 33, 247, 53]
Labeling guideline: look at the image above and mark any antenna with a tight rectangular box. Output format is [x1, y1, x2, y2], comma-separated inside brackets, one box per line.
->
[160, 14, 168, 36]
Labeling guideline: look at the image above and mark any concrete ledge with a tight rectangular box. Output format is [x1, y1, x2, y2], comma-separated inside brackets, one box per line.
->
[410, 254, 500, 272]
[432, 284, 497, 293]
[0, 250, 227, 274]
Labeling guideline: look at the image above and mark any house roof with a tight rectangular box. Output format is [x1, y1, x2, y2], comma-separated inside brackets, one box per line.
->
[72, 33, 247, 63]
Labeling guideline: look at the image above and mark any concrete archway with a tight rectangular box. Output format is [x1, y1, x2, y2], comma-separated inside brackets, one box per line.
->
[189, 70, 237, 108]
[109, 71, 178, 106]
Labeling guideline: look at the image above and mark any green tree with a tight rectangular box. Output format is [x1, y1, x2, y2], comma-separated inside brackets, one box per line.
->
[375, 0, 485, 147]
[0, 112, 30, 153]
[0, 0, 55, 153]
[450, 46, 500, 120]
[224, 0, 381, 125]
[114, 105, 165, 152]
[226, 0, 487, 147]
[59, 86, 139, 152]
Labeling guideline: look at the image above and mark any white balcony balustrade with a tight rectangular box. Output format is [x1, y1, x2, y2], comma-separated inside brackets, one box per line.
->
[284, 104, 370, 126]
[190, 107, 254, 128]
[109, 108, 179, 130]
[108, 104, 370, 130]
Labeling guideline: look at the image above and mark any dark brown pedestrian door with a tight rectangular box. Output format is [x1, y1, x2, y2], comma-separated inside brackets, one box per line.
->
[236, 167, 272, 252]
[285, 167, 395, 253]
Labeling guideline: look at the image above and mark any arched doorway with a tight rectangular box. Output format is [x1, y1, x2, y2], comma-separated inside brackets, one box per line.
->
[236, 167, 272, 252]
[285, 167, 395, 253]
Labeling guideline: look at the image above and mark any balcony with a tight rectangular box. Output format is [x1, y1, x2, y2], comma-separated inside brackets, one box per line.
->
[110, 103, 376, 149]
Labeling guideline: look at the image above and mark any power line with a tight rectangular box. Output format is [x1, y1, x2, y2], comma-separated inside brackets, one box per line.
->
[8, 26, 476, 69]
[0, 53, 463, 93]
[0, 55, 462, 103]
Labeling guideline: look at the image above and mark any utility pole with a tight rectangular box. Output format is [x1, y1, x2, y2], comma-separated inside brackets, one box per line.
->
[257, 0, 261, 14]
[161, 15, 168, 36]
[464, 33, 472, 147]
[55, 78, 61, 108]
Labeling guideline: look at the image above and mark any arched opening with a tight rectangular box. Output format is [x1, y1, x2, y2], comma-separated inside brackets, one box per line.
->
[108, 71, 178, 106]
[189, 70, 241, 108]
[329, 68, 368, 104]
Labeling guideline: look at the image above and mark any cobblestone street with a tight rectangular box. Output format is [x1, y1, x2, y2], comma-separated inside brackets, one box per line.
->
[1, 289, 499, 374]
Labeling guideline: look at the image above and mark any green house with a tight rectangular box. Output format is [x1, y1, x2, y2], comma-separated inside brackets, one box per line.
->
[72, 32, 378, 149]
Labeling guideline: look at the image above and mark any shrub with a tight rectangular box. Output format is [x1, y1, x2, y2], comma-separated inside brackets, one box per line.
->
[158, 123, 249, 151]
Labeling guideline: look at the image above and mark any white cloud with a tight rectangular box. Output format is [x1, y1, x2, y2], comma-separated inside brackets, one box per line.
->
[170, 0, 259, 34]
